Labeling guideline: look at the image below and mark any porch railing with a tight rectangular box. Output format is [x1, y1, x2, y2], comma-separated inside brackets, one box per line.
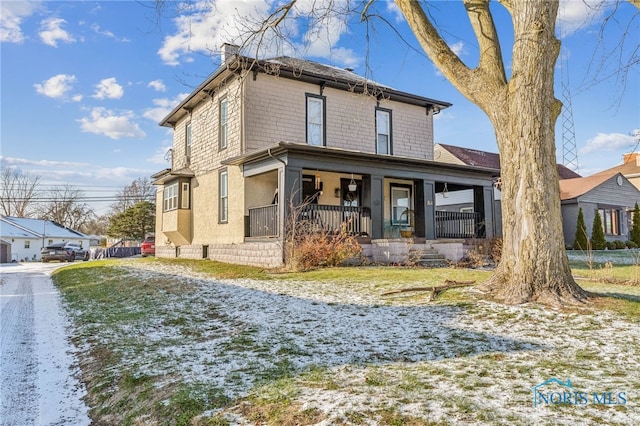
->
[436, 211, 484, 239]
[248, 204, 279, 237]
[300, 204, 371, 236]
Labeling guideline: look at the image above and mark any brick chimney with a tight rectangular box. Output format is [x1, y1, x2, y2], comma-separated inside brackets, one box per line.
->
[221, 43, 239, 64]
[623, 152, 640, 165]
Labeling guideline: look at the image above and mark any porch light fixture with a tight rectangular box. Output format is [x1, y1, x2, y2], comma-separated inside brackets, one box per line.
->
[443, 182, 449, 198]
[315, 175, 322, 190]
[348, 174, 357, 192]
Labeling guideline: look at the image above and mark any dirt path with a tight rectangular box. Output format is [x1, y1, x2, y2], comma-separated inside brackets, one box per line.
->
[0, 263, 90, 426]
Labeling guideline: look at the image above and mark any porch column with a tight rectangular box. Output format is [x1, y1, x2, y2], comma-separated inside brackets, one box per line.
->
[483, 186, 494, 239]
[473, 186, 494, 239]
[283, 166, 303, 228]
[423, 181, 436, 240]
[368, 175, 384, 239]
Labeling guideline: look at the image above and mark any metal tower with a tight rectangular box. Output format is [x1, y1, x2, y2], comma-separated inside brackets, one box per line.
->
[559, 47, 579, 172]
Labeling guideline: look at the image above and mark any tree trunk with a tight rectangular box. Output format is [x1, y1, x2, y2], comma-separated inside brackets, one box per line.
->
[479, 1, 588, 305]
[396, 0, 589, 305]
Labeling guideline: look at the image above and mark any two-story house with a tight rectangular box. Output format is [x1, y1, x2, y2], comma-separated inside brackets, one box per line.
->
[152, 45, 498, 267]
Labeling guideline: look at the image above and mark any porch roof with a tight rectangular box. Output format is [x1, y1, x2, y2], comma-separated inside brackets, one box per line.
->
[222, 142, 500, 177]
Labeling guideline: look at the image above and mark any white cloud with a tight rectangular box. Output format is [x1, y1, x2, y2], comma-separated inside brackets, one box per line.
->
[39, 17, 75, 47]
[158, 0, 357, 68]
[147, 140, 174, 165]
[0, 1, 41, 43]
[78, 107, 146, 139]
[386, 1, 404, 23]
[143, 93, 190, 123]
[34, 74, 81, 100]
[93, 77, 124, 99]
[449, 41, 465, 56]
[148, 79, 167, 92]
[557, 0, 607, 37]
[0, 156, 90, 168]
[579, 132, 637, 154]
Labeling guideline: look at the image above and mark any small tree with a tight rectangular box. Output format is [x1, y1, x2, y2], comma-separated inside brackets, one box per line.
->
[107, 201, 155, 240]
[590, 212, 607, 250]
[573, 208, 589, 250]
[631, 202, 640, 246]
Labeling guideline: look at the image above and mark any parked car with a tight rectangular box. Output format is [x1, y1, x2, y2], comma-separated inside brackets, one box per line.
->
[41, 243, 74, 263]
[141, 236, 155, 257]
[64, 242, 90, 261]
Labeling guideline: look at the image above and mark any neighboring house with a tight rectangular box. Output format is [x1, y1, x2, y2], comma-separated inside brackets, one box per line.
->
[591, 152, 640, 191]
[433, 143, 581, 237]
[151, 45, 499, 267]
[560, 173, 640, 246]
[0, 216, 91, 262]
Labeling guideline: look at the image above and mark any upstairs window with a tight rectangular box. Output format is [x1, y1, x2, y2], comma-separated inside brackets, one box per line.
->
[306, 94, 325, 146]
[219, 97, 228, 150]
[185, 121, 192, 159]
[376, 108, 392, 154]
[164, 182, 178, 212]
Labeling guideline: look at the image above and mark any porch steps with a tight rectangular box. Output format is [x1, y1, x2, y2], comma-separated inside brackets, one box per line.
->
[410, 248, 449, 268]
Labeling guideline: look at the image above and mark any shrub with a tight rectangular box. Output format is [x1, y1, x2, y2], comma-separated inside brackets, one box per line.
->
[606, 241, 615, 250]
[627, 241, 638, 249]
[490, 237, 502, 263]
[613, 240, 626, 250]
[631, 202, 640, 246]
[573, 207, 589, 250]
[291, 229, 362, 270]
[590, 212, 607, 250]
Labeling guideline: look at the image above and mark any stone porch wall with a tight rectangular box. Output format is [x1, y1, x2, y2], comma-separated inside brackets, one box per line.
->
[208, 242, 283, 268]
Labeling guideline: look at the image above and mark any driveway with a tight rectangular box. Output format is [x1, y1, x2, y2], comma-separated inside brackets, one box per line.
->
[0, 262, 90, 426]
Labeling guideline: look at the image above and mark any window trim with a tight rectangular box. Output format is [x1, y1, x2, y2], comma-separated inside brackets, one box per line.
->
[24, 240, 30, 249]
[163, 181, 179, 212]
[598, 207, 621, 235]
[376, 107, 392, 155]
[390, 184, 412, 226]
[185, 121, 192, 160]
[305, 93, 326, 146]
[219, 169, 228, 223]
[181, 182, 190, 209]
[219, 97, 228, 150]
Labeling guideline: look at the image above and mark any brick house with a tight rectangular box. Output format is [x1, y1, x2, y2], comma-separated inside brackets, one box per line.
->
[152, 46, 498, 267]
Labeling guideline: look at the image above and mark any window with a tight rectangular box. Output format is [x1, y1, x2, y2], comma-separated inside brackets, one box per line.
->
[164, 182, 178, 211]
[598, 208, 621, 235]
[181, 182, 190, 209]
[219, 169, 228, 223]
[219, 97, 228, 150]
[306, 94, 325, 146]
[376, 108, 392, 154]
[24, 240, 30, 249]
[391, 185, 411, 225]
[185, 121, 192, 159]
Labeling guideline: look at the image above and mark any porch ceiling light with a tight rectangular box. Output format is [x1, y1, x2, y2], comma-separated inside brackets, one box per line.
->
[348, 174, 357, 192]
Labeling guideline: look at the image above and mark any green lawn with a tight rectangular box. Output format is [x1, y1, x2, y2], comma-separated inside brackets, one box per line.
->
[52, 258, 640, 425]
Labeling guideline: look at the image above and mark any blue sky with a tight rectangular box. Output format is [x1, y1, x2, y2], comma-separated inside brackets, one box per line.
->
[1, 0, 638, 215]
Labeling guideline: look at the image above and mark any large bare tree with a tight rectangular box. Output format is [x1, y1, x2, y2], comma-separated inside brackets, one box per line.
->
[395, 0, 583, 305]
[38, 184, 95, 231]
[0, 168, 41, 217]
[111, 177, 156, 215]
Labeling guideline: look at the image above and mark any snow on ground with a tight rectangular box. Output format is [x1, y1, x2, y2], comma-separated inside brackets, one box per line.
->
[74, 260, 640, 424]
[0, 262, 90, 426]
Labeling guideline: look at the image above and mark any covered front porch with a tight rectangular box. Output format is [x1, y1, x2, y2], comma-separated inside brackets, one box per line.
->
[233, 143, 498, 242]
